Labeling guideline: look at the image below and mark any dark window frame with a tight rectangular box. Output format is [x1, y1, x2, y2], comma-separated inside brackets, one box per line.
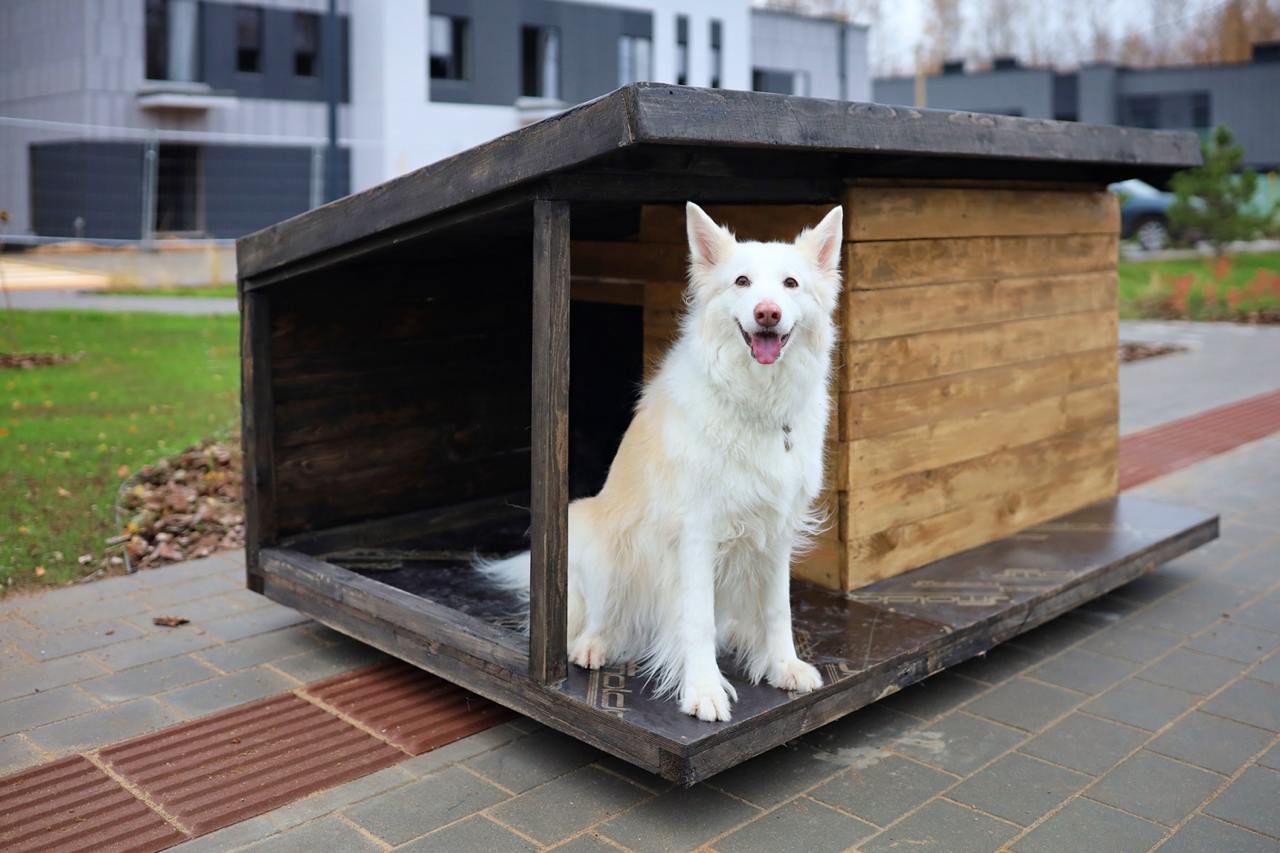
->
[709, 19, 722, 88]
[676, 15, 688, 86]
[521, 24, 561, 99]
[429, 14, 468, 81]
[235, 4, 264, 74]
[293, 11, 320, 78]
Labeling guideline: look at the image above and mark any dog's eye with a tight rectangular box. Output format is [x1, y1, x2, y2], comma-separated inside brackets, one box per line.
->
[784, 277, 799, 289]
[735, 276, 750, 288]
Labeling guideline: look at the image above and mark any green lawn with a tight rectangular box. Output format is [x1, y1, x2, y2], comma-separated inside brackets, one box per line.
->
[0, 311, 239, 593]
[97, 283, 238, 298]
[1117, 250, 1280, 321]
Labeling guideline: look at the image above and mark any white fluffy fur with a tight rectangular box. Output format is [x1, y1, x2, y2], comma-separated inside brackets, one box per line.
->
[477, 202, 844, 721]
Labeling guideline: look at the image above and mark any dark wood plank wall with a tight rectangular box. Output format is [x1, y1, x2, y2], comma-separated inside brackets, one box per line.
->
[266, 267, 533, 538]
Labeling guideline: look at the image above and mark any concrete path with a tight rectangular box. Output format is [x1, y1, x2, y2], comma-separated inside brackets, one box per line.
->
[1, 287, 237, 315]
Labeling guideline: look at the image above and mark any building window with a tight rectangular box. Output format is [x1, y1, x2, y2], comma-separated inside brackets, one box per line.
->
[155, 144, 202, 234]
[145, 0, 200, 82]
[521, 25, 560, 99]
[676, 15, 688, 86]
[618, 35, 652, 85]
[752, 68, 811, 97]
[293, 12, 320, 77]
[429, 14, 467, 80]
[1119, 92, 1211, 130]
[709, 19, 722, 88]
[236, 5, 263, 73]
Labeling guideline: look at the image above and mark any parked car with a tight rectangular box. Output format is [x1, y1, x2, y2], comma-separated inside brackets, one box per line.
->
[1110, 179, 1179, 251]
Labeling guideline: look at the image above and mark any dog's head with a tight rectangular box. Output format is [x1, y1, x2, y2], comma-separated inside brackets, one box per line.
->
[685, 202, 843, 367]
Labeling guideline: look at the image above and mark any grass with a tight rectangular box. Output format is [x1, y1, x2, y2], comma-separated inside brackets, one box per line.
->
[0, 311, 239, 593]
[96, 283, 238, 298]
[1117, 250, 1280, 321]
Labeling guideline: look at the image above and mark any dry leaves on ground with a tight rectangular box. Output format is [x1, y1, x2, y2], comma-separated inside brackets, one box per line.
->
[1119, 341, 1190, 364]
[0, 352, 84, 369]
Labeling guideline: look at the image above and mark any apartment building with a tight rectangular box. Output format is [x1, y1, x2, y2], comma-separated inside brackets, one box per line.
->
[0, 0, 868, 241]
[873, 44, 1280, 171]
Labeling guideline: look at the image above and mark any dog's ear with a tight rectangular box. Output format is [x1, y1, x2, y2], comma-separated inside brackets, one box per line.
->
[796, 206, 844, 275]
[686, 202, 734, 268]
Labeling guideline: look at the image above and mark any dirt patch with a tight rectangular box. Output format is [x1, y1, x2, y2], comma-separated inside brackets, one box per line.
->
[1119, 341, 1190, 364]
[0, 352, 84, 369]
[114, 436, 245, 570]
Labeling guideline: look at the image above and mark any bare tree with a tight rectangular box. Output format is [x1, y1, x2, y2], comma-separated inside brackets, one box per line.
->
[921, 0, 964, 71]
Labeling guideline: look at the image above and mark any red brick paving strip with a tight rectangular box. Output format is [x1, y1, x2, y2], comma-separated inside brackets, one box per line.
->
[1119, 389, 1280, 490]
[0, 755, 186, 853]
[305, 661, 515, 754]
[98, 693, 405, 837]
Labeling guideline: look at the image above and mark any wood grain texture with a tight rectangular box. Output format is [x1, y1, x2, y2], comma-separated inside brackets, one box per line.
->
[239, 288, 275, 592]
[530, 200, 571, 684]
[572, 241, 688, 283]
[843, 309, 1118, 392]
[844, 186, 1119, 241]
[637, 204, 833, 244]
[845, 272, 1117, 340]
[842, 348, 1116, 440]
[845, 234, 1118, 289]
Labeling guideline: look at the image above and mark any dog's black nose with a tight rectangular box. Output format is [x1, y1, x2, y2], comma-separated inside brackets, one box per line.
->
[754, 300, 781, 328]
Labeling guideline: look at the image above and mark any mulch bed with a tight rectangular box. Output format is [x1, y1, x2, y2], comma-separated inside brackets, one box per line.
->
[0, 352, 83, 369]
[1119, 341, 1190, 364]
[113, 436, 245, 570]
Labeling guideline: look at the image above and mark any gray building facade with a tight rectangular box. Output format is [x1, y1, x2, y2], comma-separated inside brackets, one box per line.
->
[874, 46, 1280, 170]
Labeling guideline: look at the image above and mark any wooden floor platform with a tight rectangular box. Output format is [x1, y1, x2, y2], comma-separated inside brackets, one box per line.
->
[258, 495, 1216, 785]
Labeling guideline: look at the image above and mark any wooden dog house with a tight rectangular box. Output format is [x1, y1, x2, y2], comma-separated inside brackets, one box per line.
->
[237, 85, 1216, 784]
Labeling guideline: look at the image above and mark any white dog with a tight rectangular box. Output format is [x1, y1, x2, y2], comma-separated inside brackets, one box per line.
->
[480, 202, 844, 721]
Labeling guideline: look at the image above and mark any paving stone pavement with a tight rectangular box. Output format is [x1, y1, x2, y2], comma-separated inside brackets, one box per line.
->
[2, 396, 1279, 850]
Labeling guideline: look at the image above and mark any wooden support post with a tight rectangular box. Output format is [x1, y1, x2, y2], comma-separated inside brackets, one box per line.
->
[530, 200, 570, 683]
[239, 286, 277, 593]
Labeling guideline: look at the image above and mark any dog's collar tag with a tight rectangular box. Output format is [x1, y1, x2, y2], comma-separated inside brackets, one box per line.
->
[782, 423, 792, 452]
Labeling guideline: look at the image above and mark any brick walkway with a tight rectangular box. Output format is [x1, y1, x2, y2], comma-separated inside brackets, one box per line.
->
[2, 343, 1280, 851]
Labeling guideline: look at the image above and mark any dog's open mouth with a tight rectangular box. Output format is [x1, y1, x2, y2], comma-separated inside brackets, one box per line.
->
[737, 321, 791, 365]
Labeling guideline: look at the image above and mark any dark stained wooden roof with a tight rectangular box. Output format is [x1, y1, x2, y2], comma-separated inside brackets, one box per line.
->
[237, 84, 1202, 282]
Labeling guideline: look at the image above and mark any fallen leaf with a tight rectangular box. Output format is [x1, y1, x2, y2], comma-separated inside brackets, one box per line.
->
[117, 464, 131, 477]
[57, 486, 72, 497]
[153, 615, 190, 628]
[33, 565, 45, 577]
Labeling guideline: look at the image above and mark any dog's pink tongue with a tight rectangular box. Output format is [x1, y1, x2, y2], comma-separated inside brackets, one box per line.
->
[751, 333, 783, 365]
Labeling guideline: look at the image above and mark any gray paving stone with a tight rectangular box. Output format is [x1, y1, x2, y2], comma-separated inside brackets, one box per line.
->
[159, 666, 296, 718]
[0, 735, 43, 775]
[716, 797, 876, 853]
[1149, 711, 1275, 775]
[200, 606, 311, 642]
[91, 628, 218, 671]
[708, 743, 843, 808]
[198, 625, 329, 672]
[1061, 593, 1140, 628]
[881, 672, 989, 721]
[1216, 550, 1280, 589]
[1139, 648, 1244, 694]
[80, 655, 218, 704]
[861, 799, 1017, 853]
[241, 816, 383, 852]
[489, 765, 649, 845]
[1131, 582, 1257, 636]
[1252, 652, 1280, 686]
[1090, 751, 1222, 825]
[1233, 597, 1280, 634]
[1083, 678, 1200, 731]
[170, 817, 282, 852]
[1158, 815, 1280, 853]
[803, 704, 920, 759]
[1007, 618, 1099, 658]
[16, 620, 144, 661]
[809, 754, 954, 826]
[1188, 622, 1280, 663]
[344, 766, 509, 845]
[398, 723, 527, 778]
[1204, 679, 1280, 731]
[464, 728, 602, 793]
[153, 593, 249, 626]
[1261, 743, 1280, 771]
[1205, 766, 1280, 839]
[949, 753, 1090, 826]
[26, 697, 181, 753]
[0, 654, 107, 702]
[897, 712, 1026, 775]
[0, 685, 99, 738]
[600, 784, 758, 853]
[1110, 571, 1193, 605]
[964, 678, 1081, 733]
[592, 755, 673, 794]
[22, 594, 151, 632]
[271, 641, 388, 683]
[552, 834, 626, 853]
[1011, 798, 1164, 853]
[399, 816, 537, 853]
[1029, 649, 1140, 695]
[950, 644, 1043, 685]
[1080, 624, 1183, 664]
[137, 574, 241, 608]
[259, 766, 416, 832]
[1019, 712, 1149, 776]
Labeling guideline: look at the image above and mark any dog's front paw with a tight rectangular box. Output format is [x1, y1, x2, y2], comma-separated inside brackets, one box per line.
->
[679, 679, 733, 722]
[769, 658, 823, 693]
[569, 634, 609, 670]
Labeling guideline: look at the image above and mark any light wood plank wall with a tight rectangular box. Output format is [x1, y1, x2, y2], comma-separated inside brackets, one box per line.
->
[568, 186, 1121, 591]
